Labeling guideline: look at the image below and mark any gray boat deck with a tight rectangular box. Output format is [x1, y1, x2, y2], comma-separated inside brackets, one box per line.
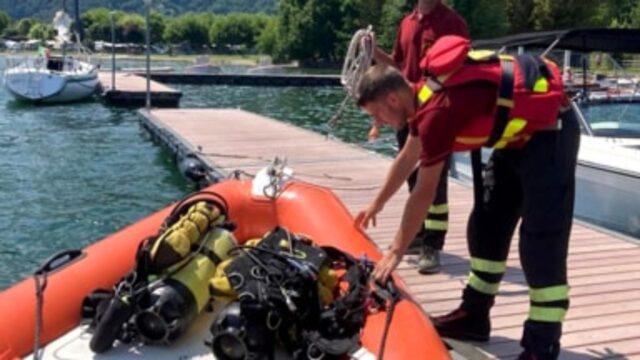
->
[139, 108, 640, 360]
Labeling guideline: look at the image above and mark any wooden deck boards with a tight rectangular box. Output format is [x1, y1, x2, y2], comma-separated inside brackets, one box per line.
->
[140, 108, 640, 359]
[97, 72, 182, 107]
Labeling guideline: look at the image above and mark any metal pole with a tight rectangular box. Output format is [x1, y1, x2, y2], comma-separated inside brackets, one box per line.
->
[145, 2, 151, 109]
[110, 11, 116, 90]
[74, 0, 83, 40]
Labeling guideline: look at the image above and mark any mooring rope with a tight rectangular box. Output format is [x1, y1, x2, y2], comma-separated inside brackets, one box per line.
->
[326, 26, 375, 135]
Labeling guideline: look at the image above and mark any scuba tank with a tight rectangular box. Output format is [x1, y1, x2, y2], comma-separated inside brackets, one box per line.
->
[135, 227, 237, 344]
[88, 192, 236, 353]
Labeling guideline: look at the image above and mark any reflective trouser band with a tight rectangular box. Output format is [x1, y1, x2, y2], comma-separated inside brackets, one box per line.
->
[468, 272, 500, 295]
[529, 285, 569, 302]
[429, 204, 449, 215]
[470, 257, 506, 274]
[425, 219, 448, 231]
[529, 306, 567, 322]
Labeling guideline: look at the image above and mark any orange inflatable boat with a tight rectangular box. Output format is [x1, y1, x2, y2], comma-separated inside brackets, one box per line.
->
[0, 173, 450, 360]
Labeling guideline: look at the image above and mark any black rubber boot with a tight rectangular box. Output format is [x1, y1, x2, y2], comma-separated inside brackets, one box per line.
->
[518, 320, 561, 360]
[430, 305, 491, 342]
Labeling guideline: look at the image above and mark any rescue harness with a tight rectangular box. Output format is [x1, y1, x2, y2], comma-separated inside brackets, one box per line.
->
[416, 35, 566, 151]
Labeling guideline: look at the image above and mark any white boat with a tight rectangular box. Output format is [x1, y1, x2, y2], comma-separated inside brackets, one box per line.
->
[3, 10, 98, 103]
[4, 56, 98, 103]
[185, 55, 222, 74]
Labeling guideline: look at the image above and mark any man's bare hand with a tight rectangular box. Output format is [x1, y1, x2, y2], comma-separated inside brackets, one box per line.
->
[355, 202, 383, 229]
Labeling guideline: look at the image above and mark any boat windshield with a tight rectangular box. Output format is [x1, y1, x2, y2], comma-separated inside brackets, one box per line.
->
[579, 102, 640, 138]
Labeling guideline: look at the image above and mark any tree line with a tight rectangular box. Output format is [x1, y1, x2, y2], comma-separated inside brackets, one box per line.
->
[1, 0, 639, 62]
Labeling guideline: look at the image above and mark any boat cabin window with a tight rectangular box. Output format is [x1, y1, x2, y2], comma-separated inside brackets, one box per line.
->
[579, 103, 640, 138]
[46, 57, 65, 72]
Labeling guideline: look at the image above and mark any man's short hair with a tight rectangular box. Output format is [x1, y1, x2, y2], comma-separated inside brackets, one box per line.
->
[356, 65, 411, 107]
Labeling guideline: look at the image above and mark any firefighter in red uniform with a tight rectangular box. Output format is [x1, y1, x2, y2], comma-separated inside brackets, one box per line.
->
[355, 36, 579, 359]
[370, 0, 469, 274]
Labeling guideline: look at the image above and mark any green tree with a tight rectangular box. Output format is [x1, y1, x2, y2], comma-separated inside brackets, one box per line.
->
[506, 0, 535, 33]
[448, 0, 508, 39]
[28, 22, 55, 41]
[591, 0, 638, 27]
[0, 10, 10, 35]
[209, 13, 264, 48]
[149, 11, 167, 42]
[337, 0, 385, 57]
[256, 17, 279, 56]
[632, 2, 640, 28]
[276, 0, 343, 62]
[533, 0, 600, 30]
[118, 14, 145, 43]
[163, 13, 213, 47]
[82, 8, 117, 42]
[376, 0, 412, 52]
[15, 18, 37, 36]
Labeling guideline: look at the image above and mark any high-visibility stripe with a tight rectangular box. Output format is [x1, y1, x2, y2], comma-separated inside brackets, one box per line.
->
[494, 118, 528, 149]
[496, 98, 514, 108]
[529, 285, 569, 303]
[425, 219, 448, 231]
[455, 136, 489, 145]
[533, 77, 549, 93]
[418, 86, 434, 104]
[470, 257, 507, 274]
[468, 272, 500, 295]
[467, 50, 496, 61]
[429, 204, 449, 215]
[529, 306, 567, 322]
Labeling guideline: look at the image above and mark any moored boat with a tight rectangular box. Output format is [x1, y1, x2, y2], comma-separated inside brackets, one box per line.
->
[0, 170, 450, 360]
[4, 56, 98, 103]
[2, 10, 98, 104]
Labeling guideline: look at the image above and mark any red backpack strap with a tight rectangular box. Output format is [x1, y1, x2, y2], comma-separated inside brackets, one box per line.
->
[485, 58, 515, 147]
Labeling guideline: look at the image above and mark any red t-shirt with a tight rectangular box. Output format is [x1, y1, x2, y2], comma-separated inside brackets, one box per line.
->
[393, 3, 469, 82]
[409, 81, 498, 167]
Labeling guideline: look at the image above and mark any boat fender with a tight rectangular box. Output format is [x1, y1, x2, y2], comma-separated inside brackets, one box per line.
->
[178, 154, 207, 184]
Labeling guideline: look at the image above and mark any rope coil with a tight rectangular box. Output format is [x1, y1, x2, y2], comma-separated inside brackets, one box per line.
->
[327, 26, 375, 134]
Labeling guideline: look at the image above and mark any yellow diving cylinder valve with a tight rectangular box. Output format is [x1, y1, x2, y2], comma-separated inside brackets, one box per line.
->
[135, 226, 237, 344]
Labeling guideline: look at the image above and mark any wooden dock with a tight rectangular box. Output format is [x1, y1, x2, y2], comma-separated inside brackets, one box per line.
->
[97, 71, 182, 108]
[139, 108, 640, 359]
[136, 72, 341, 87]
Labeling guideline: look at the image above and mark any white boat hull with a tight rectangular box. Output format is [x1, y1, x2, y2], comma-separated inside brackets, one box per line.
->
[3, 58, 98, 103]
[450, 136, 640, 239]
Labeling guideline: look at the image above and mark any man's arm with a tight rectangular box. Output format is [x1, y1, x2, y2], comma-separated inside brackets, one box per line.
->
[373, 47, 399, 69]
[372, 160, 445, 282]
[355, 133, 421, 228]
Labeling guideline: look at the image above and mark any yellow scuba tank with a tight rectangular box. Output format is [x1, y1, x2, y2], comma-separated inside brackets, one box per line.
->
[135, 226, 237, 344]
[89, 194, 236, 353]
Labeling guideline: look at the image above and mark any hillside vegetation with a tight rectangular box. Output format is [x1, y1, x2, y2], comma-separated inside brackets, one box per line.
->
[0, 0, 276, 20]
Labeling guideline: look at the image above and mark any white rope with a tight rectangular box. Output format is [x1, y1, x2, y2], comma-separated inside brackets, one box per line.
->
[341, 26, 375, 99]
[326, 26, 375, 133]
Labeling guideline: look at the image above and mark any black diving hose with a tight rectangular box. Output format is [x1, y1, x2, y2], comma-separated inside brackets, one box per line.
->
[375, 279, 402, 360]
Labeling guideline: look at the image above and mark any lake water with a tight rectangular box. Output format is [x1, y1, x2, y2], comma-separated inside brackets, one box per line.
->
[0, 58, 390, 289]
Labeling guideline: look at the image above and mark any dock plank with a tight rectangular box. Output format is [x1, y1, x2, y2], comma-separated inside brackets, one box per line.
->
[97, 71, 182, 107]
[139, 108, 640, 359]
